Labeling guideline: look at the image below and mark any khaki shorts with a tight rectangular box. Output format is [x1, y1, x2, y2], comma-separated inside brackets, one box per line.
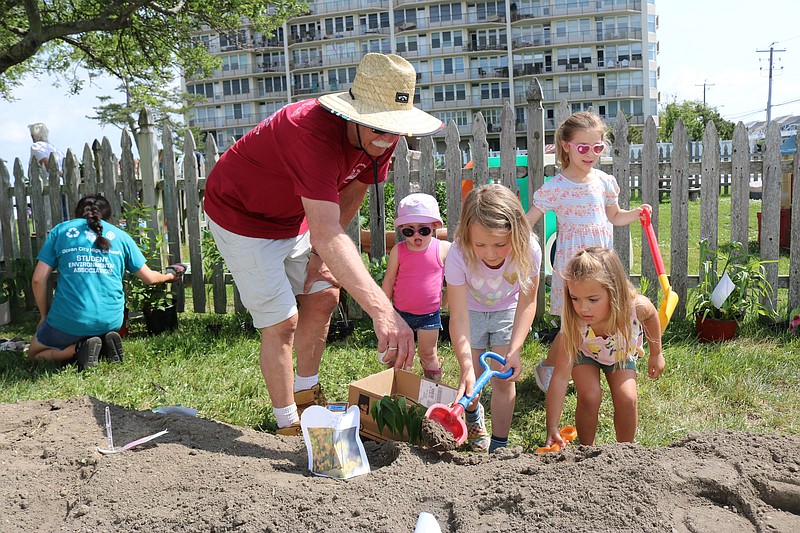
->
[206, 217, 332, 329]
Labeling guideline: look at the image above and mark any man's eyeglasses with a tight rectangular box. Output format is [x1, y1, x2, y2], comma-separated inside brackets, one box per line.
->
[400, 226, 433, 238]
[567, 142, 606, 155]
[371, 128, 390, 135]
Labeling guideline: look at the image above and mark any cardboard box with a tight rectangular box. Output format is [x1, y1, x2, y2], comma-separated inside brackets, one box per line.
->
[348, 368, 459, 442]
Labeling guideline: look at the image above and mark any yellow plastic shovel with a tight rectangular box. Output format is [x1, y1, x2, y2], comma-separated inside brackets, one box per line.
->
[640, 207, 678, 333]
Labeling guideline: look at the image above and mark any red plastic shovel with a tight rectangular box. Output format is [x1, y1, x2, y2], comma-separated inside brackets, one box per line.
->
[424, 351, 513, 446]
[640, 207, 678, 333]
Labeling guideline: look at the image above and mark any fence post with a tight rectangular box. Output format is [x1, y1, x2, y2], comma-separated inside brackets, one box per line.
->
[640, 115, 658, 289]
[136, 109, 162, 264]
[670, 120, 689, 319]
[471, 112, 489, 188]
[789, 134, 800, 313]
[183, 129, 206, 313]
[82, 144, 97, 198]
[526, 79, 545, 319]
[444, 121, 462, 237]
[419, 136, 436, 196]
[0, 164, 14, 272]
[499, 101, 516, 192]
[120, 130, 138, 213]
[63, 150, 80, 216]
[100, 138, 119, 224]
[699, 121, 720, 250]
[613, 113, 632, 276]
[161, 125, 186, 312]
[730, 122, 750, 249]
[760, 121, 781, 313]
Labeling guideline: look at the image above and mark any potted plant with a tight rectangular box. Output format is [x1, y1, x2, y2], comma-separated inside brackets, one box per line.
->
[0, 279, 11, 326]
[688, 240, 776, 342]
[120, 202, 178, 336]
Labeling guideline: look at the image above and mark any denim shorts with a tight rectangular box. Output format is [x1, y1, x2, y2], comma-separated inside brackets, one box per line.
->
[395, 308, 442, 331]
[35, 321, 85, 350]
[468, 308, 516, 349]
[575, 353, 637, 373]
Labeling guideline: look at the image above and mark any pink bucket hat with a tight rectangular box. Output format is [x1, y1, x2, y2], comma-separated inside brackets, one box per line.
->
[394, 193, 442, 227]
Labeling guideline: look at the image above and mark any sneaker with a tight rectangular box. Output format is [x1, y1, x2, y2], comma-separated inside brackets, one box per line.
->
[275, 422, 302, 436]
[534, 361, 554, 393]
[294, 384, 327, 416]
[75, 337, 102, 370]
[465, 403, 490, 452]
[101, 331, 124, 363]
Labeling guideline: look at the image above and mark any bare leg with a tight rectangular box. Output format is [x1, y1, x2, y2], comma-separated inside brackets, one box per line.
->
[485, 345, 515, 439]
[294, 288, 339, 378]
[572, 364, 602, 445]
[606, 368, 638, 442]
[28, 336, 76, 362]
[416, 328, 440, 371]
[259, 315, 298, 409]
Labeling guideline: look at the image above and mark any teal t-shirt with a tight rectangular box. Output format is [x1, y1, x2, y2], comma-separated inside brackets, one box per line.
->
[37, 219, 147, 336]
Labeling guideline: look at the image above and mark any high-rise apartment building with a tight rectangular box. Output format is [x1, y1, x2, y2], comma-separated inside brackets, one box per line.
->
[185, 0, 659, 154]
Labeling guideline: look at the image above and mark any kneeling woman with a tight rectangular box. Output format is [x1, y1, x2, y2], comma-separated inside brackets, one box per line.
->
[28, 194, 183, 369]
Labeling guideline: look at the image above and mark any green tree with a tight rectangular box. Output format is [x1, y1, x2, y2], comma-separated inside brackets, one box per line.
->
[658, 100, 735, 142]
[0, 1, 307, 101]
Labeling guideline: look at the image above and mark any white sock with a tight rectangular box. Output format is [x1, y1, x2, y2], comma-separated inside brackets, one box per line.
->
[294, 373, 319, 393]
[274, 404, 299, 428]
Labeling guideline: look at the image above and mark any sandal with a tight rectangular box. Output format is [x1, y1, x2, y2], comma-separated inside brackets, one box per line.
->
[421, 357, 443, 383]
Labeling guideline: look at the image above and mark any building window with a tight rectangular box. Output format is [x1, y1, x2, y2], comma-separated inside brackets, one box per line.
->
[433, 83, 467, 102]
[188, 82, 215, 98]
[223, 79, 250, 96]
[434, 110, 469, 127]
[431, 30, 463, 49]
[432, 57, 465, 75]
[430, 3, 463, 23]
[480, 82, 510, 100]
[396, 35, 418, 53]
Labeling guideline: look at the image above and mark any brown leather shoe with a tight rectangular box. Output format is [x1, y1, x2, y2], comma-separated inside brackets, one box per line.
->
[294, 384, 327, 415]
[275, 422, 302, 436]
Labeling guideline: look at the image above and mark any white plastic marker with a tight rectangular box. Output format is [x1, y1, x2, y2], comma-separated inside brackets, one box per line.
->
[104, 406, 114, 451]
[97, 430, 169, 455]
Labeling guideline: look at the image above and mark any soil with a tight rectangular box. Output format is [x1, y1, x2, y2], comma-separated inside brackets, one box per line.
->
[2, 396, 799, 533]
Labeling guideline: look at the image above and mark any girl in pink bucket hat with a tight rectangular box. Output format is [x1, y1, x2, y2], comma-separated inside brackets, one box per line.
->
[381, 193, 450, 381]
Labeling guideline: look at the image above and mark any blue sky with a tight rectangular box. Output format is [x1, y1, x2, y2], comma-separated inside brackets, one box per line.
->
[1, 1, 798, 169]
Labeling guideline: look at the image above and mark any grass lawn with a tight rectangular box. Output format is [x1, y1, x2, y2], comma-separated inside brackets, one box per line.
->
[1, 193, 796, 451]
[2, 307, 798, 452]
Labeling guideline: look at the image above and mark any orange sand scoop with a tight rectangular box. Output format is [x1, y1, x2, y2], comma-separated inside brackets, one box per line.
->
[535, 426, 577, 454]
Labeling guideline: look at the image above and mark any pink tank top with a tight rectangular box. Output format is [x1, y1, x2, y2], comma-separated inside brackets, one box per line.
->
[392, 239, 444, 315]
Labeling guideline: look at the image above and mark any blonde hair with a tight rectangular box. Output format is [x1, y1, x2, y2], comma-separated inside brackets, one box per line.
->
[453, 184, 536, 292]
[561, 247, 637, 363]
[555, 111, 607, 170]
[28, 123, 50, 143]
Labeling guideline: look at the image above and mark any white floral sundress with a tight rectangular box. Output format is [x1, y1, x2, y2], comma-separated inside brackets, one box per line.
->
[532, 169, 620, 315]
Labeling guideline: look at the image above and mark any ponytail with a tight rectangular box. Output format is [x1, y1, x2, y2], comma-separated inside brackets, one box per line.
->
[74, 194, 112, 252]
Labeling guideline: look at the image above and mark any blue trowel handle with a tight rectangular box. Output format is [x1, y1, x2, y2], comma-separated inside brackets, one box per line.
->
[456, 351, 513, 410]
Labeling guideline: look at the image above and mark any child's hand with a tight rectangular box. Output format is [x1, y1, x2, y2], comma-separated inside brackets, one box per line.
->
[503, 350, 523, 381]
[545, 428, 566, 449]
[455, 368, 476, 403]
[638, 204, 652, 223]
[647, 352, 665, 379]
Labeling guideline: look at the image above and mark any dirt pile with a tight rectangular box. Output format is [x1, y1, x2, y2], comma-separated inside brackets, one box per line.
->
[1, 396, 798, 532]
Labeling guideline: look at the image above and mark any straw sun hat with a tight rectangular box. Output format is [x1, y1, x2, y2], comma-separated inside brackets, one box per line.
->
[318, 53, 444, 137]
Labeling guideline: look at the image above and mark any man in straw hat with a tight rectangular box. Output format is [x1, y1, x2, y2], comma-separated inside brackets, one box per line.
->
[204, 53, 444, 435]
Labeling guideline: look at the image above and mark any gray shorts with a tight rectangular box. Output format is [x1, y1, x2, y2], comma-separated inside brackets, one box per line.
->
[468, 308, 516, 349]
[206, 216, 332, 329]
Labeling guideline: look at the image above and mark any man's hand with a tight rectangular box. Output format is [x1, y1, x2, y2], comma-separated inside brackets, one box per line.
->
[304, 251, 339, 293]
[373, 309, 415, 371]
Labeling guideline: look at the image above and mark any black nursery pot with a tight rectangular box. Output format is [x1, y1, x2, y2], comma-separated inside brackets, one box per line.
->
[327, 320, 354, 342]
[144, 304, 179, 335]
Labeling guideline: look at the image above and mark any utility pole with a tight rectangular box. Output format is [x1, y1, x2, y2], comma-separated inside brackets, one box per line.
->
[694, 80, 714, 105]
[757, 43, 785, 125]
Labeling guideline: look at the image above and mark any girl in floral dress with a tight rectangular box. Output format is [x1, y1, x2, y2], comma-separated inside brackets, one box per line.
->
[527, 111, 649, 392]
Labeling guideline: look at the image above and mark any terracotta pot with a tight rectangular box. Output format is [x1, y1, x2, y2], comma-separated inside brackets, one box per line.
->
[117, 308, 130, 338]
[695, 314, 738, 343]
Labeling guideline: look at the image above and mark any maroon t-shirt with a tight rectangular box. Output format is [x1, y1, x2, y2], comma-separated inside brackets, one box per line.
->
[204, 99, 395, 239]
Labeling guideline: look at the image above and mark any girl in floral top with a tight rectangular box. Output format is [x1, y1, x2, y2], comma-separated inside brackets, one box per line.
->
[545, 247, 665, 448]
[527, 111, 651, 394]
